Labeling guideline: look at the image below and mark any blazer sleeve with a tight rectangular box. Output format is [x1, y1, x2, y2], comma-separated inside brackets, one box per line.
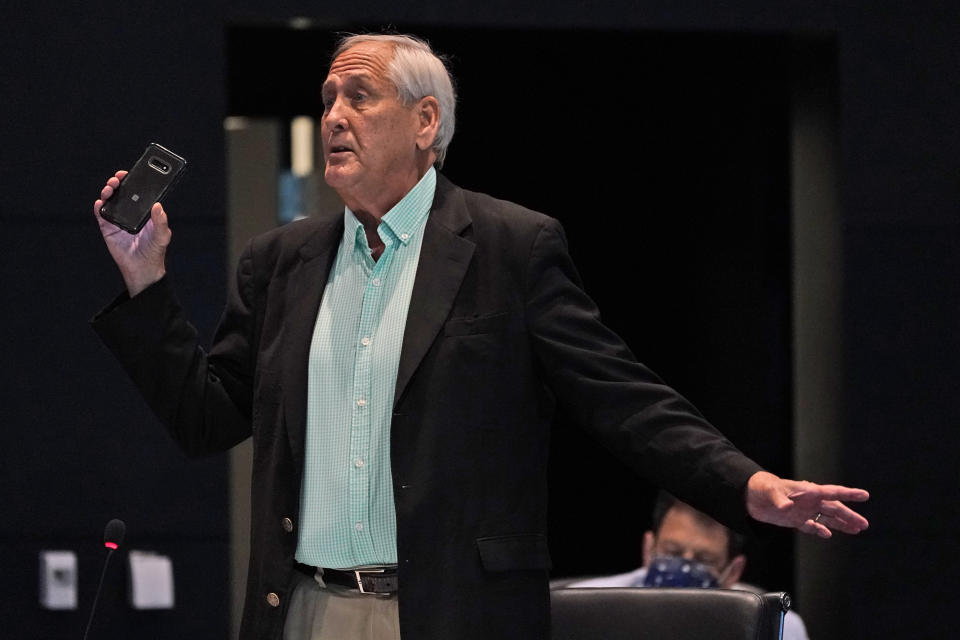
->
[90, 242, 259, 457]
[523, 217, 762, 532]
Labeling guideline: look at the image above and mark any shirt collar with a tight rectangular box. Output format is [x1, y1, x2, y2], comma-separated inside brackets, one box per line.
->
[343, 167, 436, 249]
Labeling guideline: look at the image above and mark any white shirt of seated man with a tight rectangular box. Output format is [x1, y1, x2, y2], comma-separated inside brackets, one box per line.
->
[568, 499, 810, 640]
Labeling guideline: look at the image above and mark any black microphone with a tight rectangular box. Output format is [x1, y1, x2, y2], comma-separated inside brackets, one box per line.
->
[103, 519, 126, 550]
[82, 519, 126, 640]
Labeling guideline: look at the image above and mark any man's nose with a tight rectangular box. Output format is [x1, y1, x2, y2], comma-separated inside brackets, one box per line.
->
[324, 96, 348, 130]
[680, 550, 696, 561]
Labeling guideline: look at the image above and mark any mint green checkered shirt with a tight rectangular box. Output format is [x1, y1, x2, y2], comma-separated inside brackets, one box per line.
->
[295, 168, 435, 569]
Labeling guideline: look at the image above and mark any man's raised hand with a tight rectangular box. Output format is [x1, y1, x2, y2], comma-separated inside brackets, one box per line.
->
[94, 170, 171, 297]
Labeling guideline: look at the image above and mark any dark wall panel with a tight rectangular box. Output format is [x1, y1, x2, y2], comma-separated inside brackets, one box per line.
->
[842, 227, 960, 637]
[0, 214, 228, 636]
[0, 4, 226, 224]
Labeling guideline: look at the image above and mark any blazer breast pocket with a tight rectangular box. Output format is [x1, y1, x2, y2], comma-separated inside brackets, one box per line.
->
[443, 311, 523, 337]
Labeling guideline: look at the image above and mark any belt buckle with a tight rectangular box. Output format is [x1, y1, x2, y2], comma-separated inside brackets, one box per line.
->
[354, 568, 385, 594]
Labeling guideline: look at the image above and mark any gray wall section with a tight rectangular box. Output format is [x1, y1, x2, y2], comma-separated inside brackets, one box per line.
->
[790, 38, 845, 635]
[224, 117, 281, 640]
[2, 1, 957, 639]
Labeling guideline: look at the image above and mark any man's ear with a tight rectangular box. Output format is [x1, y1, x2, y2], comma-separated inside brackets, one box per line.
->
[719, 554, 747, 588]
[642, 531, 656, 568]
[414, 96, 440, 152]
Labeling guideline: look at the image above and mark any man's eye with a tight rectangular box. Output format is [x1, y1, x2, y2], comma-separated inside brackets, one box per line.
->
[352, 93, 367, 102]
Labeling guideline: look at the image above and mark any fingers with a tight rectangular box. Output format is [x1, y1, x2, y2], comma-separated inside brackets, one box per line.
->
[797, 485, 871, 533]
[93, 199, 116, 234]
[152, 202, 169, 226]
[819, 500, 870, 533]
[800, 518, 833, 539]
[795, 500, 869, 539]
[817, 486, 870, 502]
[95, 170, 128, 214]
[151, 202, 169, 234]
[150, 202, 173, 246]
[765, 476, 870, 538]
[787, 484, 869, 506]
[103, 173, 124, 194]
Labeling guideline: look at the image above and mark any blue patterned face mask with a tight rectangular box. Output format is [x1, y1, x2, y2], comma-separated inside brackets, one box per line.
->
[642, 555, 719, 588]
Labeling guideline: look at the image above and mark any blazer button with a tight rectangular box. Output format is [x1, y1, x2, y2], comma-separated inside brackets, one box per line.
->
[282, 517, 294, 533]
[266, 592, 280, 607]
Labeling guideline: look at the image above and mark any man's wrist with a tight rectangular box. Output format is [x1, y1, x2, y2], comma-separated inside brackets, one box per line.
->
[124, 268, 166, 298]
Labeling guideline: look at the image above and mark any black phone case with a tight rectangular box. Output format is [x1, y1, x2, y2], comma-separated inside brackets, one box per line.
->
[99, 143, 187, 234]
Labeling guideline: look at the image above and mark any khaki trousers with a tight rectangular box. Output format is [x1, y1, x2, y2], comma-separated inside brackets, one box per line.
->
[283, 569, 401, 640]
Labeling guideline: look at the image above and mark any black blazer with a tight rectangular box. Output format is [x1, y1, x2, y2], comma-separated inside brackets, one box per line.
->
[93, 175, 761, 639]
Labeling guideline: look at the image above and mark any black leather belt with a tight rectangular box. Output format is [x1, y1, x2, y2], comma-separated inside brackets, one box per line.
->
[322, 567, 399, 594]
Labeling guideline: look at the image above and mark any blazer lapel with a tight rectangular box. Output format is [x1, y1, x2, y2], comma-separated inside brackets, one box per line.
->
[394, 176, 475, 407]
[282, 214, 343, 472]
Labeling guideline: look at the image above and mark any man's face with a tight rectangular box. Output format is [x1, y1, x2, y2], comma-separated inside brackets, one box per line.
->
[320, 41, 423, 207]
[643, 504, 743, 587]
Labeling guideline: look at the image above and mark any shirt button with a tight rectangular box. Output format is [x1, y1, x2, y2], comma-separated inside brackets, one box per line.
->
[372, 277, 381, 286]
[281, 517, 294, 533]
[355, 522, 364, 531]
[354, 458, 364, 468]
[356, 398, 367, 407]
[400, 233, 409, 241]
[361, 337, 371, 347]
[266, 592, 280, 607]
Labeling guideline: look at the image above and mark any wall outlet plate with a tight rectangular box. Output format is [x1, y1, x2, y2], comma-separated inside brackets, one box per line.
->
[128, 550, 175, 609]
[40, 551, 78, 610]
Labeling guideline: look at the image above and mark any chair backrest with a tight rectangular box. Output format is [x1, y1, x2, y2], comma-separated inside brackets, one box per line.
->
[551, 587, 791, 640]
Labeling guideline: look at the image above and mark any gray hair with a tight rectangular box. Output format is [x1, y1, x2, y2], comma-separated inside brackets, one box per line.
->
[332, 33, 457, 167]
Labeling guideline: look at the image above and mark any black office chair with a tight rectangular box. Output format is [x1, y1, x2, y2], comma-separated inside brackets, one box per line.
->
[551, 587, 791, 640]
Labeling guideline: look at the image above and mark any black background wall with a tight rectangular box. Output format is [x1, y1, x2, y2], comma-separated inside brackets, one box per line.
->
[1, 1, 957, 639]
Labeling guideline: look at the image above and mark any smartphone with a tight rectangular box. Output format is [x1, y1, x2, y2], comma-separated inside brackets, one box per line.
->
[99, 142, 187, 234]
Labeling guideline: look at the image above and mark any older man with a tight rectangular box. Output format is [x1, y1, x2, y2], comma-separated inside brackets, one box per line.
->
[92, 33, 868, 640]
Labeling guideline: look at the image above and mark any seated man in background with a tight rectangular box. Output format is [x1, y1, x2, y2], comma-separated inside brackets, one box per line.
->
[568, 491, 809, 639]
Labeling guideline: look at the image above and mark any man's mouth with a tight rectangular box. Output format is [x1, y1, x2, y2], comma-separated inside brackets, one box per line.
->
[329, 145, 353, 154]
